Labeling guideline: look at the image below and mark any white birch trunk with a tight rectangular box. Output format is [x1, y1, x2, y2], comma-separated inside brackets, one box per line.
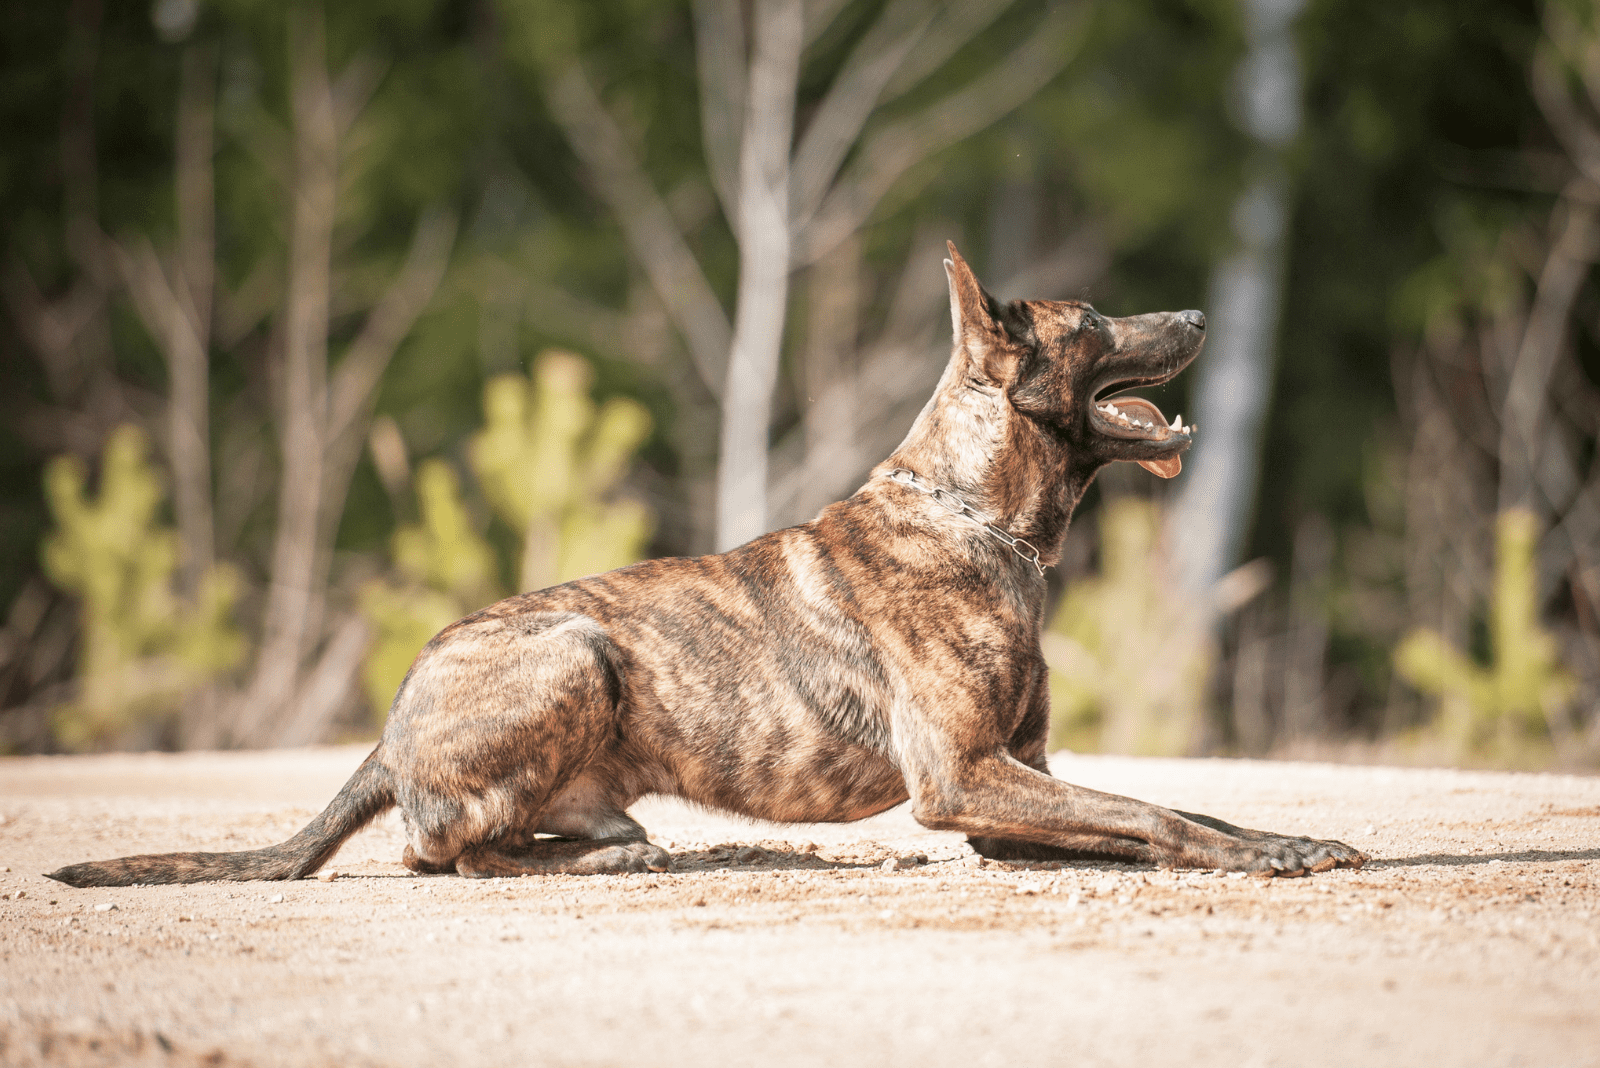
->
[1168, 0, 1305, 605]
[714, 0, 802, 550]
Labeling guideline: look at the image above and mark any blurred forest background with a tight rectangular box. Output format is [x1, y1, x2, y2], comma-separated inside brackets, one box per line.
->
[2, 0, 1598, 768]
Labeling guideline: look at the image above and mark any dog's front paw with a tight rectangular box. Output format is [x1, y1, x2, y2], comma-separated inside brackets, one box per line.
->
[1234, 834, 1366, 878]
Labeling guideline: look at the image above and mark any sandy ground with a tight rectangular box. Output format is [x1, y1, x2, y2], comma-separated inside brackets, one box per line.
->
[1, 747, 1598, 1068]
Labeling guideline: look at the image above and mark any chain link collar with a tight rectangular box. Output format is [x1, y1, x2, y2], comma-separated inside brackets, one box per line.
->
[886, 467, 1048, 577]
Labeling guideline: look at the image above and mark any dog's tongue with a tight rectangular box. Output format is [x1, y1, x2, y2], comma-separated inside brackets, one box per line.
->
[1108, 397, 1183, 479]
[1139, 455, 1181, 478]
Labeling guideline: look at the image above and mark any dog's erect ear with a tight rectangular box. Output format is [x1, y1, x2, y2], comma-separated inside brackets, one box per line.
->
[944, 241, 1013, 384]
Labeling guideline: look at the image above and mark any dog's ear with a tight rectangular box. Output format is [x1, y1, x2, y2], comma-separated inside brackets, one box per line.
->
[944, 241, 1017, 385]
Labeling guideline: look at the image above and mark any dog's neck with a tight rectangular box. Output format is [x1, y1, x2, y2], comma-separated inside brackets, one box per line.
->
[882, 374, 1095, 568]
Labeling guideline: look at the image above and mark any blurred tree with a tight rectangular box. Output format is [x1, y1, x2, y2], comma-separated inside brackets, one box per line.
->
[507, 0, 1090, 549]
[1395, 509, 1575, 763]
[1043, 497, 1213, 755]
[471, 351, 654, 592]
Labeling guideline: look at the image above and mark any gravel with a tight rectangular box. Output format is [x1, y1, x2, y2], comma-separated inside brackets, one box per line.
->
[0, 745, 1597, 1068]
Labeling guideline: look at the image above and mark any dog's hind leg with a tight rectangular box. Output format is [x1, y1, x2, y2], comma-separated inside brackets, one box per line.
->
[455, 768, 672, 876]
[456, 837, 671, 877]
[382, 611, 662, 877]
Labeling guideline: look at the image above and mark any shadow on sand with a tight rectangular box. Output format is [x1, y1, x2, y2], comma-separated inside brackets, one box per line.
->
[1372, 847, 1600, 869]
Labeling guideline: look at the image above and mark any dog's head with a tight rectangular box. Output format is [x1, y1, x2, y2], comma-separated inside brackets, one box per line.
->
[941, 241, 1203, 479]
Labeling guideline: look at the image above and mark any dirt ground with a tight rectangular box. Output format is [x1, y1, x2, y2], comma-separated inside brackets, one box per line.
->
[1, 747, 1597, 1068]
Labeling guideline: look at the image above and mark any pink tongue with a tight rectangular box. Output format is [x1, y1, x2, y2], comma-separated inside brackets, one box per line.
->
[1139, 456, 1182, 479]
[1108, 397, 1182, 479]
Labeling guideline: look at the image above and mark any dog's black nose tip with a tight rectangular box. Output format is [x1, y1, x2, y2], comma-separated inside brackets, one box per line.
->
[1180, 309, 1205, 331]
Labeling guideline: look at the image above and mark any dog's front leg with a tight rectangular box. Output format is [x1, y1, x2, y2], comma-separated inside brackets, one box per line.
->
[909, 752, 1364, 875]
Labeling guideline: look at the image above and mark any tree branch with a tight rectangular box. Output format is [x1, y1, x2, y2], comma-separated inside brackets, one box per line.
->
[1531, 38, 1600, 191]
[110, 236, 214, 593]
[788, 0, 934, 230]
[325, 209, 456, 451]
[879, 1, 1020, 101]
[1497, 183, 1600, 515]
[544, 62, 732, 397]
[235, 7, 340, 746]
[793, 2, 1087, 267]
[691, 0, 746, 222]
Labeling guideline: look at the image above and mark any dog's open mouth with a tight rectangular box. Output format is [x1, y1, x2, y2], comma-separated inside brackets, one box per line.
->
[1090, 393, 1195, 479]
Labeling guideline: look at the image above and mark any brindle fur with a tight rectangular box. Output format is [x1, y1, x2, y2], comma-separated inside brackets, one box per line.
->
[48, 244, 1364, 888]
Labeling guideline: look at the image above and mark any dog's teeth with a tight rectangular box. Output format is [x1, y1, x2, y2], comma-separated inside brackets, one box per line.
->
[1170, 413, 1184, 432]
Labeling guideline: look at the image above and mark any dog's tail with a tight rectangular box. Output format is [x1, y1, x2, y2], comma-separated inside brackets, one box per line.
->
[45, 749, 395, 887]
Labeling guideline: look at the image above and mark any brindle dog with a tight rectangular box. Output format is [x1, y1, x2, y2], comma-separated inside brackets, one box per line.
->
[49, 244, 1365, 887]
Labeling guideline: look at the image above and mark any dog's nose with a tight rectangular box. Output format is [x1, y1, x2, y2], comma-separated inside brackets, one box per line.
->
[1180, 309, 1205, 331]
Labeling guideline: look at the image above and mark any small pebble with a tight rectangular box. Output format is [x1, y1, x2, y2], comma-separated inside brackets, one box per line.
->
[95, 903, 117, 912]
[316, 870, 339, 883]
[1365, 825, 1377, 836]
[733, 846, 765, 865]
[268, 893, 285, 904]
[881, 858, 898, 872]
[13, 889, 25, 899]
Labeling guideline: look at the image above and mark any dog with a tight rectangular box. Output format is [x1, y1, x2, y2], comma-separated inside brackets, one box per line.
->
[49, 243, 1365, 887]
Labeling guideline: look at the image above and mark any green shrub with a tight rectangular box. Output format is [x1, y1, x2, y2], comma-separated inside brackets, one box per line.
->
[1394, 509, 1575, 763]
[41, 425, 243, 748]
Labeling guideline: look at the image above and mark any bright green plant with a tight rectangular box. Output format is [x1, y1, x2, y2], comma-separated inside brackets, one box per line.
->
[1394, 509, 1574, 763]
[470, 351, 654, 592]
[360, 351, 654, 717]
[41, 425, 243, 749]
[1043, 498, 1212, 756]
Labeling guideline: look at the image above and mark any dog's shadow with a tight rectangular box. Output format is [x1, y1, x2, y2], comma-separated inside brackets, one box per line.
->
[669, 844, 889, 873]
[1371, 847, 1600, 869]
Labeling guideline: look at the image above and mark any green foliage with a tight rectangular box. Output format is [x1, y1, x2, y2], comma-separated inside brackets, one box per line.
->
[1394, 510, 1575, 764]
[1043, 499, 1212, 756]
[470, 351, 654, 592]
[41, 426, 243, 749]
[391, 461, 500, 607]
[359, 351, 653, 717]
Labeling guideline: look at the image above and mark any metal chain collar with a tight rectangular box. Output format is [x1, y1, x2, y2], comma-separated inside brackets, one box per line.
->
[886, 467, 1048, 577]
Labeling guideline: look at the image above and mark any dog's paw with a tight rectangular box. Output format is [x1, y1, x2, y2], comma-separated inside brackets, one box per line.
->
[587, 841, 674, 875]
[1235, 835, 1366, 878]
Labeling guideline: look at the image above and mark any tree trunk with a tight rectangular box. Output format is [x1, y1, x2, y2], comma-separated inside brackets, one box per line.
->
[714, 0, 802, 550]
[1168, 0, 1305, 605]
[234, 11, 338, 745]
